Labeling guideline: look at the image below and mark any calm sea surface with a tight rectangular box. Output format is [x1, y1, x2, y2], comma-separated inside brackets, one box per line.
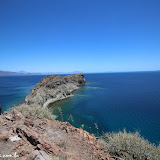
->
[0, 75, 46, 112]
[0, 72, 160, 144]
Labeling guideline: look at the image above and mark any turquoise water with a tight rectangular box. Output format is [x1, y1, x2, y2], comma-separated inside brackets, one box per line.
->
[50, 72, 160, 144]
[0, 72, 160, 144]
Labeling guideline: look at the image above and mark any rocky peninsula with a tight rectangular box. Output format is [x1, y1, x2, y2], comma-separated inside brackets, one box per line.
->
[0, 73, 117, 160]
[25, 73, 86, 108]
[1, 73, 157, 159]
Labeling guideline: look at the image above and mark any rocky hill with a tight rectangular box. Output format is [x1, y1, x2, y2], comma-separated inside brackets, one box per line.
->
[0, 109, 117, 160]
[25, 73, 86, 108]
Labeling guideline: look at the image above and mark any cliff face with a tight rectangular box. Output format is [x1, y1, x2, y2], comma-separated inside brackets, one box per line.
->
[25, 73, 86, 108]
[0, 109, 115, 160]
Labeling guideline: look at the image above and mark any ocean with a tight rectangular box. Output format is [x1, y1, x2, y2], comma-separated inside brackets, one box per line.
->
[0, 75, 46, 112]
[0, 72, 160, 144]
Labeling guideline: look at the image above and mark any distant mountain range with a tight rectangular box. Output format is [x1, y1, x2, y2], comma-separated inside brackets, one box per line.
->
[0, 70, 41, 76]
[0, 70, 83, 76]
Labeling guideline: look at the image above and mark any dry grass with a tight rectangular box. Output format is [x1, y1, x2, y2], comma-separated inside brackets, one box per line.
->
[103, 129, 160, 160]
[11, 103, 56, 120]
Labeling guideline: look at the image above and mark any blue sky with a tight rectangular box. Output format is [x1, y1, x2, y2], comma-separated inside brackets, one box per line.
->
[0, 0, 160, 73]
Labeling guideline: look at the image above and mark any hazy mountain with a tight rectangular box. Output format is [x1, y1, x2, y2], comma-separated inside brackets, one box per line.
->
[0, 70, 25, 76]
[18, 71, 28, 73]
[0, 70, 84, 76]
[0, 70, 42, 76]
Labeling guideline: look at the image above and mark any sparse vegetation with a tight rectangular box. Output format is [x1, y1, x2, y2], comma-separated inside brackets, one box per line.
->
[67, 114, 74, 122]
[81, 124, 85, 129]
[11, 104, 56, 119]
[103, 129, 160, 160]
[94, 123, 99, 137]
[58, 107, 64, 121]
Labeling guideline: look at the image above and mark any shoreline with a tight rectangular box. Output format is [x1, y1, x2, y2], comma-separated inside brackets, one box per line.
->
[6, 74, 85, 113]
[43, 94, 74, 108]
[44, 86, 84, 108]
[25, 73, 86, 108]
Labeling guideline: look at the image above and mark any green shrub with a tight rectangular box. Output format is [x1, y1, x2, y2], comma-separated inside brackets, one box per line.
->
[12, 104, 56, 120]
[103, 130, 160, 160]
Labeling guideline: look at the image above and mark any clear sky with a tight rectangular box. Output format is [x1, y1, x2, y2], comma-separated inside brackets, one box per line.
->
[0, 0, 160, 73]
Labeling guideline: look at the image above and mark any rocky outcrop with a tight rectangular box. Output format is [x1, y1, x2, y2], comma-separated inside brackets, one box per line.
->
[25, 73, 86, 108]
[0, 110, 117, 160]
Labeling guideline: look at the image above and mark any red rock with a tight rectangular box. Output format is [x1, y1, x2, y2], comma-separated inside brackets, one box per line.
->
[12, 109, 24, 121]
[0, 109, 116, 160]
[27, 150, 51, 160]
[4, 114, 13, 121]
[0, 135, 9, 141]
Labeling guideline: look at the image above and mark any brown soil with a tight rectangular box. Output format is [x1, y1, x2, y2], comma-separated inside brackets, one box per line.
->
[0, 109, 118, 160]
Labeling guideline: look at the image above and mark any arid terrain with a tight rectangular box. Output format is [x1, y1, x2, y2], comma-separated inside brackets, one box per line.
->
[0, 108, 117, 160]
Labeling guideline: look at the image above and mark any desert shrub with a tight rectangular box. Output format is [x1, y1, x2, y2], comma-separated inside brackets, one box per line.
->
[103, 130, 160, 160]
[12, 104, 56, 119]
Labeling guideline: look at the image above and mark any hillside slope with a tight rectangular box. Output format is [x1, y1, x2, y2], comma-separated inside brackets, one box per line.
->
[25, 73, 86, 107]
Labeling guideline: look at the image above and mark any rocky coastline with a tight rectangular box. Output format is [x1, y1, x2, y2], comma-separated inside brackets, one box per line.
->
[25, 73, 86, 108]
[0, 73, 118, 160]
[0, 109, 115, 160]
[1, 73, 157, 159]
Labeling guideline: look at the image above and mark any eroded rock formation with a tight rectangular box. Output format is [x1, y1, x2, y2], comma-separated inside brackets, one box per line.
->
[0, 109, 117, 160]
[25, 73, 86, 107]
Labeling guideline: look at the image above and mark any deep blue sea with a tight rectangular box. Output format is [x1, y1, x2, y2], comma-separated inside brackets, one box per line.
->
[0, 72, 160, 144]
[0, 75, 46, 112]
